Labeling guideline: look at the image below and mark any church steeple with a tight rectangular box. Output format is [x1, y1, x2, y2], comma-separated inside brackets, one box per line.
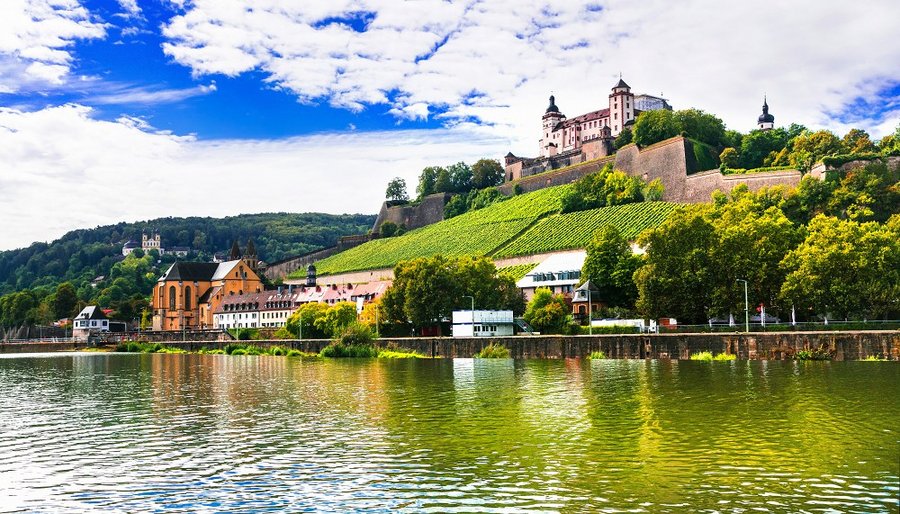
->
[757, 95, 774, 130]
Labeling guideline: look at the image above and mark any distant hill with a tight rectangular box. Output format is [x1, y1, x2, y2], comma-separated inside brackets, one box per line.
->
[0, 212, 375, 295]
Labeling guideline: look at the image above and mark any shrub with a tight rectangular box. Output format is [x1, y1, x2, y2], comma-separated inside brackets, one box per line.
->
[589, 350, 607, 359]
[378, 349, 428, 359]
[690, 351, 713, 361]
[269, 345, 288, 356]
[474, 343, 510, 358]
[231, 348, 248, 356]
[320, 342, 379, 358]
[796, 348, 831, 361]
[713, 353, 736, 361]
[862, 355, 888, 361]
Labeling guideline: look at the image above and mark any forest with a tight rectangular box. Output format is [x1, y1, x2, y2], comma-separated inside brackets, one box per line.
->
[0, 212, 374, 327]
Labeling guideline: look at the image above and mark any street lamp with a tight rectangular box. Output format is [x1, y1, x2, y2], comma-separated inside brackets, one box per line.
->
[462, 295, 475, 333]
[736, 279, 749, 333]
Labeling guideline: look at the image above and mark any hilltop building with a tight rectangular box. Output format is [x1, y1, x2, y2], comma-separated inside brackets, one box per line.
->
[758, 97, 775, 130]
[505, 78, 672, 181]
[122, 231, 184, 257]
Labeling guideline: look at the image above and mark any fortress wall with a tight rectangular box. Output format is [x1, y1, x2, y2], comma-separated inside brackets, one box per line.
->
[613, 137, 691, 201]
[497, 155, 615, 195]
[683, 169, 802, 203]
[372, 193, 450, 235]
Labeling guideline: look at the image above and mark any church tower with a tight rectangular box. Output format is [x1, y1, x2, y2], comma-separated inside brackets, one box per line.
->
[539, 95, 565, 157]
[608, 77, 634, 136]
[757, 97, 774, 130]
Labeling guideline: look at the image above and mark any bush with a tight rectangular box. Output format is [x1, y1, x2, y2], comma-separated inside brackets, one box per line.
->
[231, 348, 248, 356]
[378, 349, 428, 359]
[862, 355, 888, 361]
[320, 342, 379, 358]
[690, 351, 737, 361]
[589, 350, 607, 359]
[474, 343, 510, 358]
[821, 152, 883, 168]
[796, 348, 831, 361]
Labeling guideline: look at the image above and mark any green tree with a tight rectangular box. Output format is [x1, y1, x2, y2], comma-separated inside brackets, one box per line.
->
[842, 128, 876, 154]
[581, 226, 642, 308]
[52, 282, 78, 319]
[434, 167, 452, 193]
[675, 108, 726, 148]
[446, 162, 473, 193]
[719, 147, 740, 169]
[471, 159, 504, 189]
[523, 288, 571, 334]
[780, 215, 900, 319]
[314, 302, 359, 337]
[379, 221, 399, 237]
[826, 160, 900, 222]
[283, 302, 330, 339]
[381, 255, 523, 331]
[560, 164, 645, 213]
[739, 128, 789, 169]
[614, 127, 633, 149]
[416, 166, 442, 198]
[632, 109, 680, 147]
[385, 177, 410, 202]
[788, 130, 842, 170]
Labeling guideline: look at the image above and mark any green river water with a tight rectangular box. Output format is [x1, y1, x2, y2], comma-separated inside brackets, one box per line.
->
[0, 353, 896, 513]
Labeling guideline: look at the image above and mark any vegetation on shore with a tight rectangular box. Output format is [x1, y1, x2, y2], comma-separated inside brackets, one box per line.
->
[474, 343, 511, 358]
[589, 350, 607, 359]
[690, 351, 736, 361]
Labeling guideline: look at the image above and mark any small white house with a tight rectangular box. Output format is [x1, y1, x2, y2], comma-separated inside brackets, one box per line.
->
[72, 306, 110, 340]
[452, 310, 515, 337]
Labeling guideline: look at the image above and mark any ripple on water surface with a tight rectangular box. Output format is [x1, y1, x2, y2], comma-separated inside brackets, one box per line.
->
[0, 354, 897, 513]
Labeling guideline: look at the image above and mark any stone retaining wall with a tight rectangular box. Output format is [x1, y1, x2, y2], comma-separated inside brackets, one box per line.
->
[65, 331, 898, 360]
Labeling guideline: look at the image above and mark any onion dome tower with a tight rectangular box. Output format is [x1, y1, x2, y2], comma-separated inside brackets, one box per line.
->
[758, 96, 774, 130]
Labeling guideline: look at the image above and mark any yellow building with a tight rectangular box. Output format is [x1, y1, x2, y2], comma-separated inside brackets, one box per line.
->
[151, 258, 263, 331]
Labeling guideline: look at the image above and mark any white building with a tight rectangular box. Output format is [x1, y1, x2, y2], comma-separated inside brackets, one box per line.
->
[516, 251, 586, 300]
[72, 306, 109, 340]
[452, 310, 515, 337]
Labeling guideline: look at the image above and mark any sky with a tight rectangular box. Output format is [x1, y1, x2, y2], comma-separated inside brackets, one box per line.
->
[0, 0, 898, 251]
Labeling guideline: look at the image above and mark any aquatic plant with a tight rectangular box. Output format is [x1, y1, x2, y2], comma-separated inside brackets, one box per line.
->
[319, 342, 379, 358]
[690, 351, 713, 361]
[589, 350, 607, 359]
[713, 353, 736, 361]
[862, 355, 888, 361]
[378, 349, 428, 359]
[475, 343, 511, 359]
[795, 348, 831, 361]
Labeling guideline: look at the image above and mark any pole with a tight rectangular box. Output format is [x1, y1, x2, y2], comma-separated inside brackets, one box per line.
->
[588, 288, 593, 336]
[736, 279, 749, 333]
[462, 295, 475, 334]
[375, 306, 380, 339]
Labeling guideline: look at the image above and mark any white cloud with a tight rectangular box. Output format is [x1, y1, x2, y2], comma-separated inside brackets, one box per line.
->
[160, 0, 900, 151]
[0, 0, 106, 92]
[116, 0, 141, 17]
[0, 104, 509, 251]
[86, 81, 217, 105]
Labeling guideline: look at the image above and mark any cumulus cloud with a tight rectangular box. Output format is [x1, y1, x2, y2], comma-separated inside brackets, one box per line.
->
[0, 104, 509, 251]
[0, 0, 106, 92]
[160, 0, 900, 151]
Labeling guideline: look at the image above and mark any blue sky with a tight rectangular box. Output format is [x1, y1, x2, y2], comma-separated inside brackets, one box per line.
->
[0, 0, 898, 251]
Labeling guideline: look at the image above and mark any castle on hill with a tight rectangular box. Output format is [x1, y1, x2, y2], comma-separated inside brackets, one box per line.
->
[505, 78, 672, 181]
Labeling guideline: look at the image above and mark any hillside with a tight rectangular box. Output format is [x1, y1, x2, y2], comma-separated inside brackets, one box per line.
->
[299, 185, 677, 277]
[0, 212, 375, 295]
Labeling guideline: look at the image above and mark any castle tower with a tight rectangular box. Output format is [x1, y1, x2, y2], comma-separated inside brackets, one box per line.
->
[306, 264, 317, 287]
[539, 95, 565, 157]
[608, 77, 634, 136]
[757, 97, 774, 130]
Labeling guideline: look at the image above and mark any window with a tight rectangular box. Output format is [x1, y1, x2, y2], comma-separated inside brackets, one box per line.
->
[169, 286, 176, 310]
[184, 286, 192, 310]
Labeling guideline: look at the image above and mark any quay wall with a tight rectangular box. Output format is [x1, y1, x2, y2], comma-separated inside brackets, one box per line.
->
[6, 331, 885, 360]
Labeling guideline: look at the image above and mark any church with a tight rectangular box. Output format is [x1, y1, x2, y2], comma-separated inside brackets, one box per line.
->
[151, 240, 262, 331]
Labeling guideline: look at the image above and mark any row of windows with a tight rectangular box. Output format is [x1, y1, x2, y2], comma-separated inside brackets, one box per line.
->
[474, 325, 499, 332]
[532, 270, 581, 282]
[75, 320, 108, 328]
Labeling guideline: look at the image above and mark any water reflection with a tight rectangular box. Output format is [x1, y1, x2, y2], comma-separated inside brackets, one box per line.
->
[0, 354, 896, 513]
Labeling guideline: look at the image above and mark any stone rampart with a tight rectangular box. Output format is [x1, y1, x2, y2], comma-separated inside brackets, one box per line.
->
[372, 193, 450, 235]
[683, 169, 802, 203]
[264, 236, 373, 280]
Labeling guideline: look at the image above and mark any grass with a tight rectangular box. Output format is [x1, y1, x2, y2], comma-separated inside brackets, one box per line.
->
[116, 341, 315, 358]
[475, 343, 511, 359]
[377, 349, 428, 359]
[589, 350, 607, 359]
[319, 342, 380, 358]
[690, 351, 736, 361]
[862, 355, 889, 361]
[688, 138, 720, 172]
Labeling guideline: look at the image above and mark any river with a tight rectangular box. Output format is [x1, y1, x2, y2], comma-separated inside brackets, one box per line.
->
[0, 353, 897, 513]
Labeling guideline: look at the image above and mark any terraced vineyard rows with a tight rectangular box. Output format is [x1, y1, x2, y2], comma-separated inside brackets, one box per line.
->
[497, 262, 539, 281]
[305, 185, 573, 276]
[493, 202, 679, 258]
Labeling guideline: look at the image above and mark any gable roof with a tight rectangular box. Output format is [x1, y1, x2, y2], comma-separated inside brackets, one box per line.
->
[159, 262, 219, 282]
[75, 305, 107, 320]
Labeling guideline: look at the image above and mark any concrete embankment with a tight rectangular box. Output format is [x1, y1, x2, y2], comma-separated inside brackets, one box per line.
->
[5, 331, 895, 360]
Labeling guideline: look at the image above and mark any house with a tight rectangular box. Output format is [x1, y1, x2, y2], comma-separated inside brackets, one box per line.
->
[452, 310, 515, 337]
[72, 305, 109, 340]
[170, 246, 191, 257]
[571, 280, 603, 320]
[121, 241, 140, 256]
[516, 251, 586, 301]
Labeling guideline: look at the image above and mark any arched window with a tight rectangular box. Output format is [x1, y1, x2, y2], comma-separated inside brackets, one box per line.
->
[168, 286, 176, 310]
[184, 286, 192, 310]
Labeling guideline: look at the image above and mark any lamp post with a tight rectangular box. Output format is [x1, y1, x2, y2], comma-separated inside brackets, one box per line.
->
[462, 295, 475, 334]
[736, 279, 749, 333]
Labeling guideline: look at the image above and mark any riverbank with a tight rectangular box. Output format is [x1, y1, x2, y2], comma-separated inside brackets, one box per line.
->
[2, 331, 896, 360]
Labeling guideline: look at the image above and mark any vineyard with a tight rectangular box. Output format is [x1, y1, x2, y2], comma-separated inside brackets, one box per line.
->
[497, 262, 539, 281]
[303, 185, 573, 276]
[492, 202, 679, 258]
